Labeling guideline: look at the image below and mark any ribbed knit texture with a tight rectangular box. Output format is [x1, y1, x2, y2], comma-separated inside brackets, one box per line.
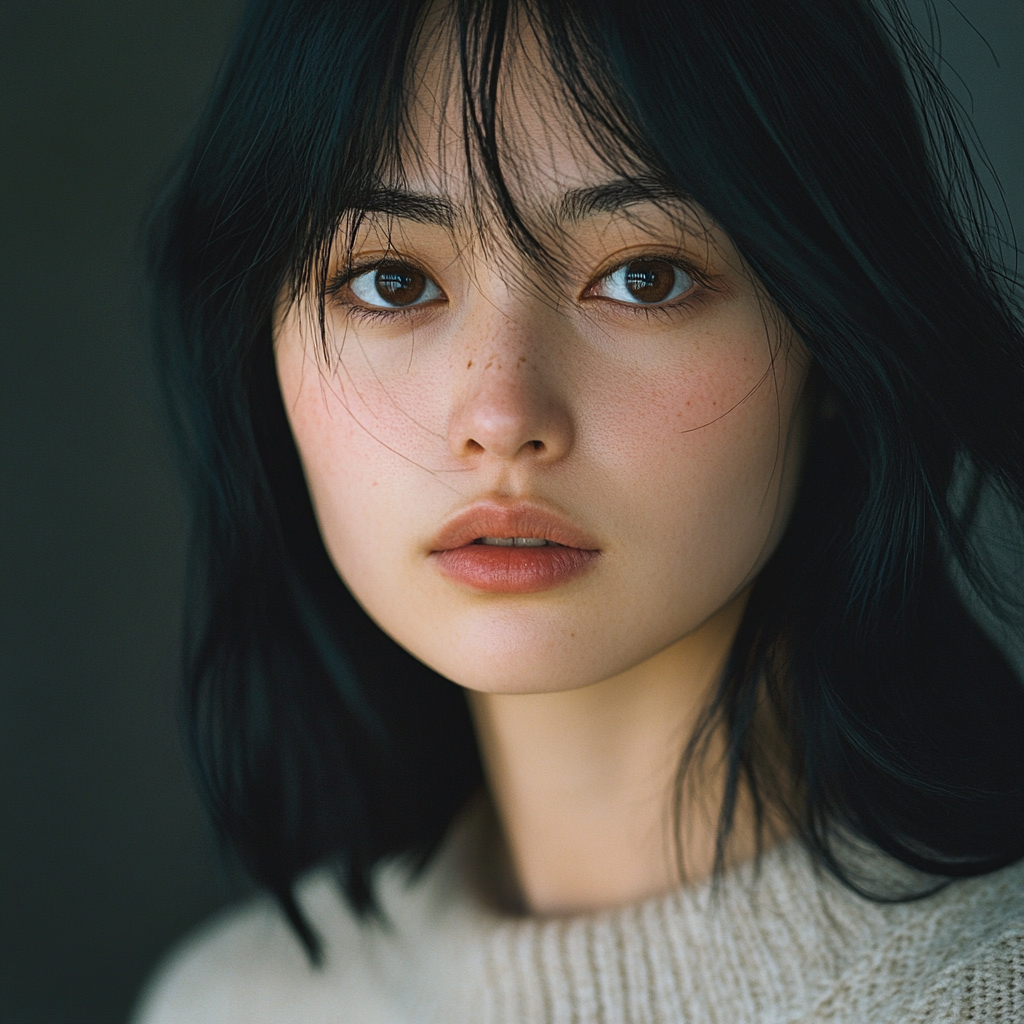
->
[134, 807, 1024, 1024]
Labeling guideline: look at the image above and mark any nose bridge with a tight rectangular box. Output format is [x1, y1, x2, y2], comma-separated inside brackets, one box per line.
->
[448, 294, 572, 463]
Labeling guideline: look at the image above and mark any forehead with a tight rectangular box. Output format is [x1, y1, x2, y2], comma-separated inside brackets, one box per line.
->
[390, 7, 663, 224]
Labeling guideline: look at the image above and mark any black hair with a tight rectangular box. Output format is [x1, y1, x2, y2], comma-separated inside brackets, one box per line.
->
[149, 0, 1024, 959]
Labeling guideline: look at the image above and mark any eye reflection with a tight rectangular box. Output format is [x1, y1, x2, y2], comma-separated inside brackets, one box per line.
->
[349, 263, 443, 309]
[592, 258, 694, 305]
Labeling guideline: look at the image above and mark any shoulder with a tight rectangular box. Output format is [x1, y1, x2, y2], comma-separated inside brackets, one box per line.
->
[131, 802, 491, 1024]
[909, 924, 1024, 1022]
[129, 872, 402, 1024]
[808, 857, 1024, 1024]
[902, 860, 1024, 1023]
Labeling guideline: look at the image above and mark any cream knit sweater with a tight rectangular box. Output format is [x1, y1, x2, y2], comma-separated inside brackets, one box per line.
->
[134, 806, 1024, 1023]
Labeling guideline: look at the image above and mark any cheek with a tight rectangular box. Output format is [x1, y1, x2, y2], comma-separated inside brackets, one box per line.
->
[275, 335, 407, 575]
[583, 323, 807, 603]
[282, 330, 444, 463]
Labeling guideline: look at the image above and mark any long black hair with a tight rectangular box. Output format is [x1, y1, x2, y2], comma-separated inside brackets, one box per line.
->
[149, 0, 1024, 958]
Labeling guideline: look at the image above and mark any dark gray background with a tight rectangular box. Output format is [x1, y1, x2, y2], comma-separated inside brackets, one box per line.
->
[0, 2, 1020, 1022]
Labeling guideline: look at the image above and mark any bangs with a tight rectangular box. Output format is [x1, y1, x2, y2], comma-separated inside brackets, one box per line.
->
[284, 0, 699, 335]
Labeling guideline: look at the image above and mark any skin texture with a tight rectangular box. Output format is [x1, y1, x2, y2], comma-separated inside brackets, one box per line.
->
[275, 26, 812, 914]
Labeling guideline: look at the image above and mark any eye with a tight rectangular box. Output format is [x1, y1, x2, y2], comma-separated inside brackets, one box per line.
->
[588, 258, 694, 305]
[347, 262, 443, 309]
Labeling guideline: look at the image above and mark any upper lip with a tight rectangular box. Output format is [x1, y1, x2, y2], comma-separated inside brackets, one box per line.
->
[430, 500, 600, 552]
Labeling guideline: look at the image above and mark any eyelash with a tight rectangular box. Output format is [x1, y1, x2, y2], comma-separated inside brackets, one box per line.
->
[584, 255, 713, 320]
[324, 259, 437, 324]
[325, 253, 713, 323]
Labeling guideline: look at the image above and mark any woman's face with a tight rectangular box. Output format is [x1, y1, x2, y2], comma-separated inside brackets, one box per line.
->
[275, 50, 812, 695]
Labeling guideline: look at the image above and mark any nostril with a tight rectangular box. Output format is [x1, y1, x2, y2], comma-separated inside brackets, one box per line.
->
[529, 440, 544, 451]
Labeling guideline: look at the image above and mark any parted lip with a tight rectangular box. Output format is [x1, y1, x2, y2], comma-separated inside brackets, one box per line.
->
[430, 500, 600, 553]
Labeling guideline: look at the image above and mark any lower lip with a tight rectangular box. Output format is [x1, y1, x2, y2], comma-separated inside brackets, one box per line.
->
[432, 544, 599, 593]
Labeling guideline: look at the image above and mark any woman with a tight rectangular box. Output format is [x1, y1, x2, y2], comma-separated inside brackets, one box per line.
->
[134, 0, 1024, 1020]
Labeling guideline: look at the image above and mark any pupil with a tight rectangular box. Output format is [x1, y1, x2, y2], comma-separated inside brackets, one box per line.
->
[375, 265, 426, 306]
[624, 259, 674, 303]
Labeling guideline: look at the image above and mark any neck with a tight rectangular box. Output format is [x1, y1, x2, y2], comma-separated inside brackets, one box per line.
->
[468, 590, 769, 916]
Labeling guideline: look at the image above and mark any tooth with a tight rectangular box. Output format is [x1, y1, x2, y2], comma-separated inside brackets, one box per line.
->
[482, 537, 515, 546]
[514, 537, 547, 547]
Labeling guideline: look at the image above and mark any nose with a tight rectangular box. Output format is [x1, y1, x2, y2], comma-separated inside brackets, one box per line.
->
[447, 315, 573, 464]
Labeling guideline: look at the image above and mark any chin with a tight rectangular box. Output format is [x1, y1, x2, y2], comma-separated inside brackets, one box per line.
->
[405, 623, 662, 698]
[420, 643, 599, 695]
[451, 670, 593, 696]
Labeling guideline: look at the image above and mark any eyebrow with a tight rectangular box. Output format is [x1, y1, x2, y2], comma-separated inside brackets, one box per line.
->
[557, 178, 693, 224]
[346, 177, 691, 231]
[347, 187, 459, 229]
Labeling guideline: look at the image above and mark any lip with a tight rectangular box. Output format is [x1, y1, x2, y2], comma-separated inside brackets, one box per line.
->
[429, 500, 601, 594]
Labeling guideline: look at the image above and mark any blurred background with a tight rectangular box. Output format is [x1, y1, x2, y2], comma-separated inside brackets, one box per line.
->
[1, 4, 242, 1023]
[0, 1, 1020, 1022]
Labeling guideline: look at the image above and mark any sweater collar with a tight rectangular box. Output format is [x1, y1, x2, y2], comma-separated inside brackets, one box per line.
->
[375, 802, 897, 1024]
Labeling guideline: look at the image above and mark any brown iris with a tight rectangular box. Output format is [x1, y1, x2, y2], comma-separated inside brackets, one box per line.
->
[623, 259, 677, 303]
[375, 264, 427, 306]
